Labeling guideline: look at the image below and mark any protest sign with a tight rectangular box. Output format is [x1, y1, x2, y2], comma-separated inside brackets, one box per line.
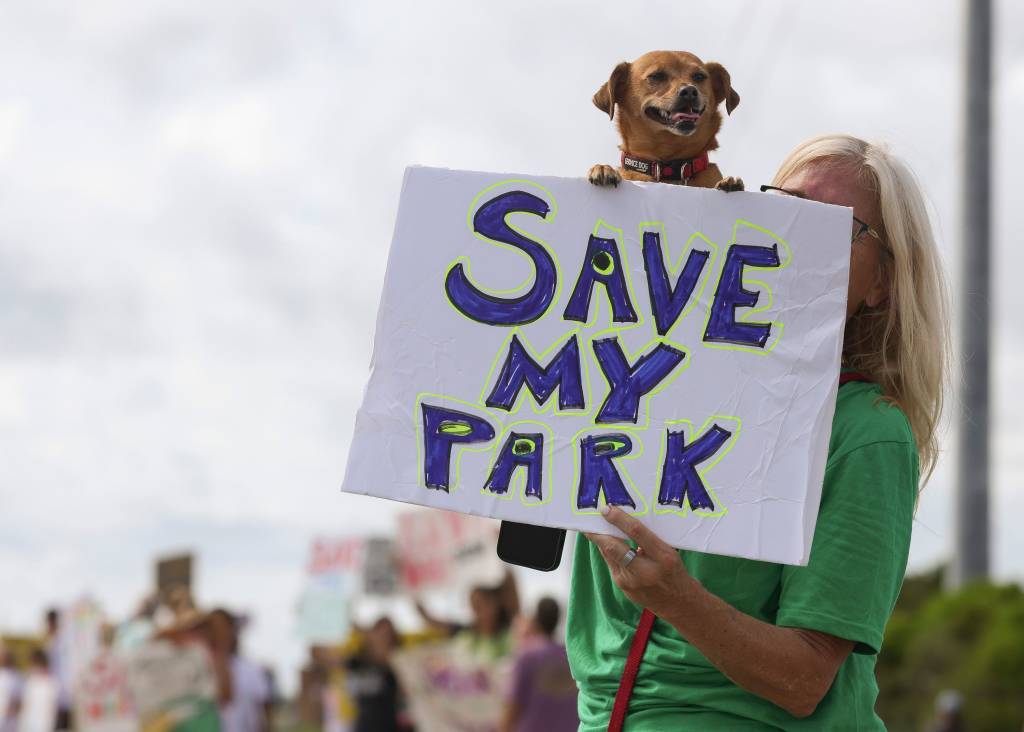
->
[75, 652, 137, 732]
[362, 537, 399, 596]
[124, 642, 220, 732]
[298, 537, 364, 644]
[342, 168, 851, 565]
[64, 598, 104, 683]
[296, 578, 353, 645]
[391, 640, 509, 732]
[155, 554, 193, 604]
[308, 537, 364, 577]
[395, 509, 503, 592]
[0, 634, 37, 667]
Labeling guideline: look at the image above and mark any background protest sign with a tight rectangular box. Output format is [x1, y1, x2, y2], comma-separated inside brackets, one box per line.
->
[124, 641, 220, 732]
[362, 537, 400, 596]
[155, 554, 193, 605]
[297, 537, 364, 644]
[391, 640, 509, 732]
[75, 652, 137, 732]
[342, 167, 851, 565]
[296, 579, 353, 645]
[307, 537, 365, 579]
[395, 509, 503, 593]
[60, 598, 104, 693]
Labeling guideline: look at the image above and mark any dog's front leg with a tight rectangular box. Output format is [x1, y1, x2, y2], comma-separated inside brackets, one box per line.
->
[715, 176, 745, 192]
[588, 164, 622, 187]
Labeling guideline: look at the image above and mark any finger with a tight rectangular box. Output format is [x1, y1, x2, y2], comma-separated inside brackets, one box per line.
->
[600, 506, 672, 559]
[584, 532, 630, 566]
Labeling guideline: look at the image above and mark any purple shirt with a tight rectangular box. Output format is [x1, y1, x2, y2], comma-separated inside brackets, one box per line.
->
[508, 641, 579, 732]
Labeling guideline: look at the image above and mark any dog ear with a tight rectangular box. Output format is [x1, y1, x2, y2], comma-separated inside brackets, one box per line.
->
[706, 61, 740, 115]
[593, 62, 630, 121]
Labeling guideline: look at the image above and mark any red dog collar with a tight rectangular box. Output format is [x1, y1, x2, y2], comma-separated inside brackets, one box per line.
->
[621, 150, 710, 183]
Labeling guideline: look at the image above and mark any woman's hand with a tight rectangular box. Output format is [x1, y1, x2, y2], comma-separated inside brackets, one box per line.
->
[584, 505, 698, 617]
[587, 506, 855, 719]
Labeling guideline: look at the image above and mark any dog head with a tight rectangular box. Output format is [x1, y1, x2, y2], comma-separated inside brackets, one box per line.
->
[593, 51, 739, 158]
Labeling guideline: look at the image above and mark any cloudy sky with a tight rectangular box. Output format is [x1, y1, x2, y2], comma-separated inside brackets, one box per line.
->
[1, 0, 1021, 689]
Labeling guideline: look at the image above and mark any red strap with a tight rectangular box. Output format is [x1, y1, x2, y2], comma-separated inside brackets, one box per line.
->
[608, 608, 656, 732]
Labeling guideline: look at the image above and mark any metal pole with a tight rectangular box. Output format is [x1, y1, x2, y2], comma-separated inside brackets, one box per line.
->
[953, 0, 993, 587]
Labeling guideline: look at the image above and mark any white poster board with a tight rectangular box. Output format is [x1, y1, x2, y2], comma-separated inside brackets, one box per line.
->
[75, 652, 137, 732]
[391, 640, 509, 732]
[342, 167, 850, 565]
[297, 538, 363, 644]
[395, 509, 503, 593]
[124, 642, 220, 732]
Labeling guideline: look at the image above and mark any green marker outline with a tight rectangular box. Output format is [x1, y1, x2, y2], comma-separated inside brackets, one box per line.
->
[701, 218, 793, 355]
[480, 419, 555, 507]
[477, 327, 593, 419]
[637, 220, 721, 339]
[652, 415, 741, 519]
[442, 179, 562, 323]
[584, 333, 692, 429]
[564, 219, 644, 329]
[413, 392, 496, 495]
[569, 425, 649, 518]
[577, 219, 715, 429]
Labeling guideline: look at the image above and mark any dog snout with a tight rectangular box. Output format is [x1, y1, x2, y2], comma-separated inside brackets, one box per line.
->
[677, 85, 699, 103]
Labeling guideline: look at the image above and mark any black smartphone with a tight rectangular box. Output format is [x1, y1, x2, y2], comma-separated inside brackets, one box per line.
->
[497, 520, 566, 571]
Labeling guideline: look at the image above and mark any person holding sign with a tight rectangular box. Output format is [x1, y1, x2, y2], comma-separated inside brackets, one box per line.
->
[569, 134, 950, 729]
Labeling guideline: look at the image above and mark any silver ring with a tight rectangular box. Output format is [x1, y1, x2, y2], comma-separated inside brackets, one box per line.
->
[620, 548, 637, 568]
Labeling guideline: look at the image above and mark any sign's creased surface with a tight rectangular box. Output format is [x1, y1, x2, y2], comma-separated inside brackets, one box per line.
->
[342, 167, 851, 566]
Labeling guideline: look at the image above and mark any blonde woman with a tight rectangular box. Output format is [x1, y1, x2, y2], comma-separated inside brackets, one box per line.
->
[569, 134, 951, 730]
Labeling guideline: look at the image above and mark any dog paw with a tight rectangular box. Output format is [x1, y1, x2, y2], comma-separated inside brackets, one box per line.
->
[588, 164, 621, 187]
[715, 176, 745, 192]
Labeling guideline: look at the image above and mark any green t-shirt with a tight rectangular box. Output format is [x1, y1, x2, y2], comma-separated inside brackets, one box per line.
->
[567, 380, 918, 730]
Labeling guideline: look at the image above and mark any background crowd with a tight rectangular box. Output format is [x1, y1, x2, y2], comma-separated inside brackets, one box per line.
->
[0, 559, 580, 732]
[3, 544, 1020, 731]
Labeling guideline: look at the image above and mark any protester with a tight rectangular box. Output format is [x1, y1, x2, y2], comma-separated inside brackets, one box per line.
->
[416, 572, 517, 661]
[402, 575, 519, 730]
[17, 651, 57, 732]
[457, 584, 512, 660]
[158, 605, 234, 711]
[345, 617, 410, 732]
[209, 609, 271, 732]
[262, 666, 280, 729]
[572, 134, 951, 728]
[42, 611, 70, 731]
[500, 598, 577, 732]
[0, 646, 22, 732]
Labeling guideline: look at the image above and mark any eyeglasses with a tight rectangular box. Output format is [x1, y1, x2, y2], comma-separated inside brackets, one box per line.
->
[759, 184, 882, 247]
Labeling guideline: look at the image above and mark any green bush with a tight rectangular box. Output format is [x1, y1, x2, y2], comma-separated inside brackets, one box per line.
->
[876, 570, 1024, 731]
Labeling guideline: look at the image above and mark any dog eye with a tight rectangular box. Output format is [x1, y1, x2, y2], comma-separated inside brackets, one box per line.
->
[647, 71, 668, 83]
[692, 71, 708, 82]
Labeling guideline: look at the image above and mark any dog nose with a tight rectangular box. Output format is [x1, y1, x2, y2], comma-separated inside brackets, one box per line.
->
[677, 85, 699, 101]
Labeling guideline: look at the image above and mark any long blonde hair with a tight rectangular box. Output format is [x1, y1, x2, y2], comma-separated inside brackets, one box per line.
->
[773, 134, 951, 483]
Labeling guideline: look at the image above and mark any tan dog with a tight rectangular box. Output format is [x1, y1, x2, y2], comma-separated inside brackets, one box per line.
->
[588, 51, 743, 191]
